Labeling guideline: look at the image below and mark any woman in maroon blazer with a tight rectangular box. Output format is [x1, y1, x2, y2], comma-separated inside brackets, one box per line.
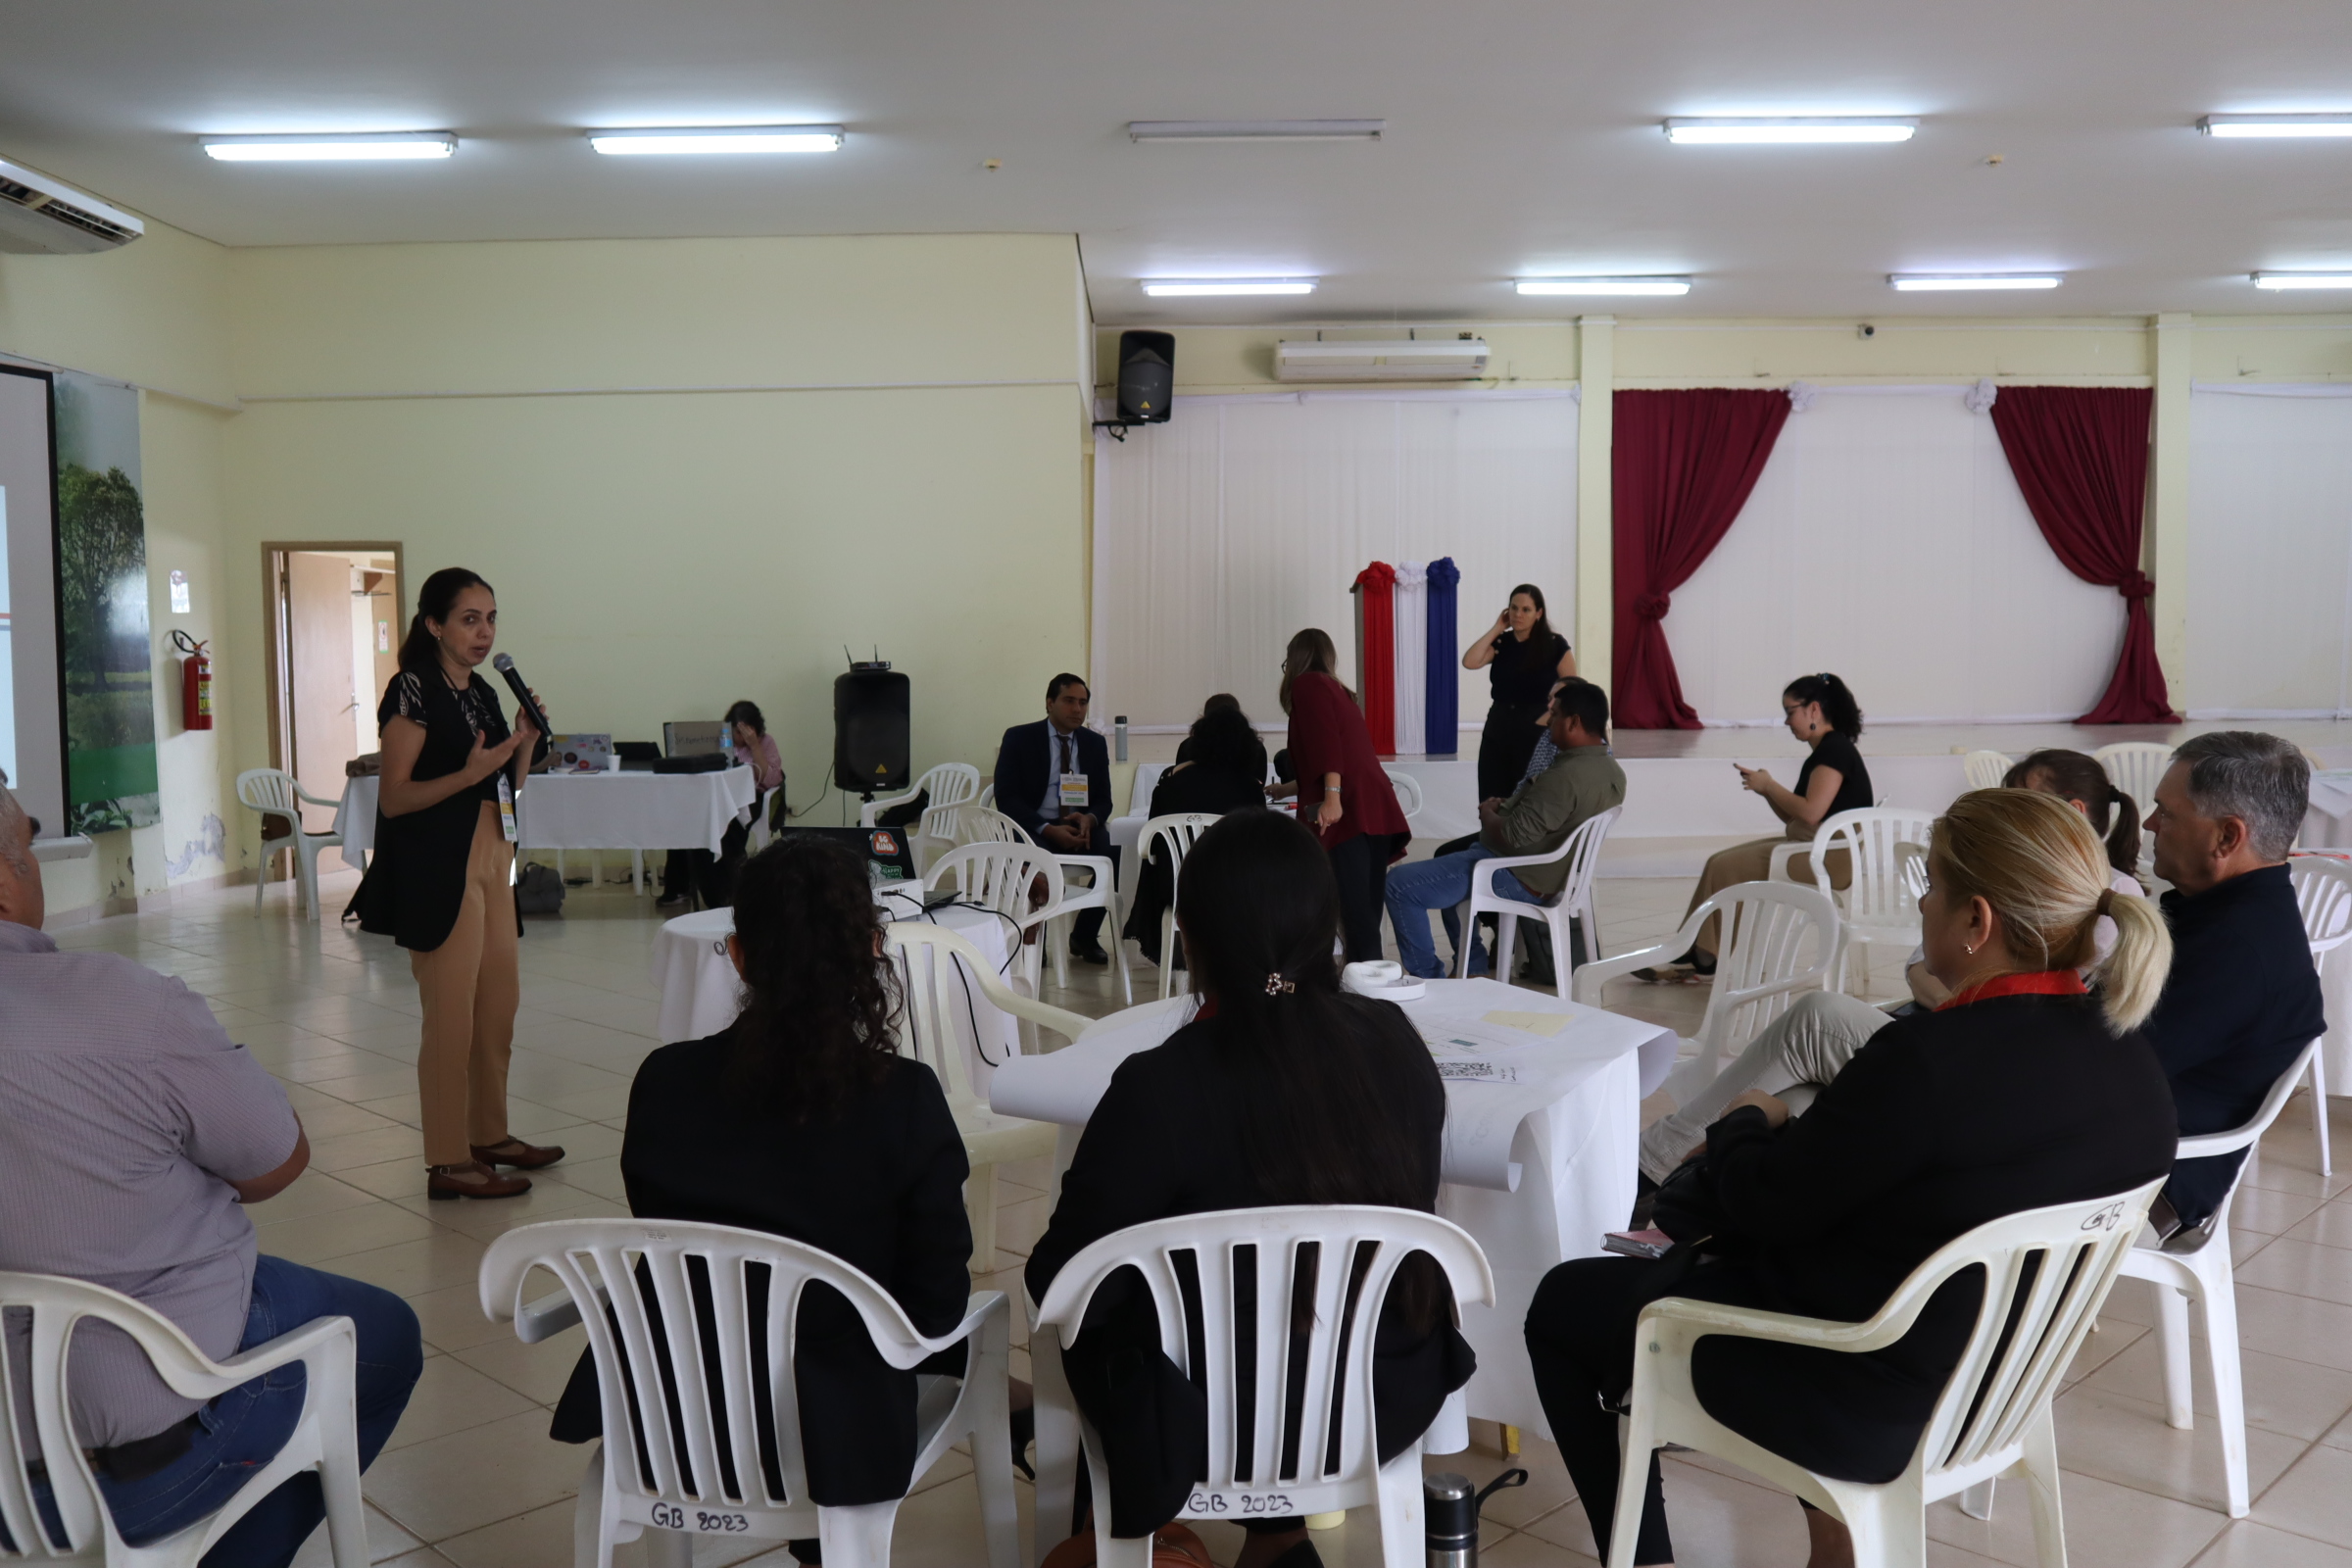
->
[1278, 627, 1411, 960]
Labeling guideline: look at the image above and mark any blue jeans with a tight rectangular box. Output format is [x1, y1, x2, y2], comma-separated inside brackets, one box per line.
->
[1384, 844, 1549, 979]
[11, 1256, 422, 1567]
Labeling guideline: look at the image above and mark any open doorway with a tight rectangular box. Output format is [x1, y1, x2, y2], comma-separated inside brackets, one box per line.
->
[265, 545, 402, 868]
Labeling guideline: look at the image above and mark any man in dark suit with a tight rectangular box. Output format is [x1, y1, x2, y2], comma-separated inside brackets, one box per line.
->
[992, 674, 1117, 964]
[2142, 730, 2327, 1245]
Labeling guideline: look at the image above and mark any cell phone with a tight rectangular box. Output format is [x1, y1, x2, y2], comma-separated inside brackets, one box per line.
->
[1602, 1228, 1674, 1261]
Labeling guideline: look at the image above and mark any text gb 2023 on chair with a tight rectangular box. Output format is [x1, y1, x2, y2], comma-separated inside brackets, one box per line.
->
[1770, 808, 1936, 996]
[2287, 853, 2351, 1176]
[1448, 806, 1620, 991]
[478, 1218, 1018, 1568]
[1029, 1205, 1494, 1568]
[0, 1271, 368, 1567]
[235, 768, 345, 922]
[1576, 881, 1838, 1102]
[1606, 1179, 2166, 1568]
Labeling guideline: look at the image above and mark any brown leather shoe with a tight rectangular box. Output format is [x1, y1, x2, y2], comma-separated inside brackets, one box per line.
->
[427, 1159, 533, 1200]
[469, 1138, 566, 1170]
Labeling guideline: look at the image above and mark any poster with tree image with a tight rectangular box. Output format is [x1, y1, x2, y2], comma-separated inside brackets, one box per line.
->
[54, 373, 157, 834]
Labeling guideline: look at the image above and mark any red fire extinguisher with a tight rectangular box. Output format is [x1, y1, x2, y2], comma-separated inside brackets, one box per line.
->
[171, 629, 213, 731]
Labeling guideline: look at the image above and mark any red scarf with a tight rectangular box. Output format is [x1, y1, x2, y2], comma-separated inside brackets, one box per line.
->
[1936, 970, 2085, 1011]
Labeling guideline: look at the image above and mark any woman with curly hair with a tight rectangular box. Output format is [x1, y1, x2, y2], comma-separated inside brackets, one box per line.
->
[548, 834, 978, 1550]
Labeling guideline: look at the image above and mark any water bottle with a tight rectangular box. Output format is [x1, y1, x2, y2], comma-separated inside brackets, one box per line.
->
[1424, 1468, 1526, 1568]
[1114, 714, 1129, 762]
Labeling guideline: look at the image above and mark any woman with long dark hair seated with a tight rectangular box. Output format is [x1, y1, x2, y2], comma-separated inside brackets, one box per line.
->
[1029, 809, 1475, 1568]
[1525, 789, 2178, 1568]
[550, 836, 977, 1562]
[1122, 702, 1271, 965]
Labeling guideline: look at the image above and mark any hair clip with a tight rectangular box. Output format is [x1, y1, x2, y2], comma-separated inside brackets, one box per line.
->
[1264, 972, 1297, 997]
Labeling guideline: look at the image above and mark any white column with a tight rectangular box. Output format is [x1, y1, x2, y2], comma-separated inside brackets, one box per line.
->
[1575, 317, 1615, 692]
[2150, 313, 2192, 709]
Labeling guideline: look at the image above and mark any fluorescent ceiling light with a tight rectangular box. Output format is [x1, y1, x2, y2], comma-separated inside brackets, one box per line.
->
[1888, 272, 2063, 291]
[2202, 115, 2352, 138]
[1516, 275, 1691, 297]
[1665, 117, 1916, 144]
[201, 132, 456, 162]
[1142, 278, 1318, 296]
[2253, 271, 2352, 289]
[587, 125, 844, 155]
[1128, 121, 1384, 142]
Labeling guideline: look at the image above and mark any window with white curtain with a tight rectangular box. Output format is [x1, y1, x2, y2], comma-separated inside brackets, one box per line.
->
[1664, 387, 2126, 726]
[2186, 386, 2352, 719]
[1090, 391, 1577, 737]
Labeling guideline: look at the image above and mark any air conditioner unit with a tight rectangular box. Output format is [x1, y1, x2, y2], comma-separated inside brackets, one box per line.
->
[0, 157, 143, 256]
[1275, 337, 1490, 382]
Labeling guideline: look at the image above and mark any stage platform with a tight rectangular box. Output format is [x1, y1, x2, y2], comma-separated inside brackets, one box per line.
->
[1120, 718, 2352, 878]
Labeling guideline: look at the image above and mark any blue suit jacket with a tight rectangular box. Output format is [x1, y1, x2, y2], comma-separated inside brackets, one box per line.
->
[992, 719, 1114, 843]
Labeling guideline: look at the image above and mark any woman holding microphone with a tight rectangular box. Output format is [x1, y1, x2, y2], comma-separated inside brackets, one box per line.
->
[355, 567, 564, 1200]
[1462, 584, 1575, 800]
[1280, 628, 1411, 961]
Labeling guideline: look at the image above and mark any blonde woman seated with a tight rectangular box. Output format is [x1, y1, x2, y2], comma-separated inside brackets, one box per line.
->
[1639, 753, 2147, 1185]
[1638, 673, 1869, 982]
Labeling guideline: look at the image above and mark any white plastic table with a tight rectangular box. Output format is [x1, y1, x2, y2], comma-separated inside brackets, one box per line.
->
[989, 978, 1677, 1438]
[650, 893, 1024, 1084]
[337, 768, 760, 893]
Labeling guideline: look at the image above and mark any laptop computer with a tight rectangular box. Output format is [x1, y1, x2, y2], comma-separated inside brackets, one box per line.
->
[663, 720, 726, 758]
[779, 825, 921, 886]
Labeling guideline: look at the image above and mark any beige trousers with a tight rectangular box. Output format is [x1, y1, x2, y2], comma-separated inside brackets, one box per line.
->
[1639, 990, 1894, 1182]
[412, 803, 519, 1166]
[1684, 832, 1851, 959]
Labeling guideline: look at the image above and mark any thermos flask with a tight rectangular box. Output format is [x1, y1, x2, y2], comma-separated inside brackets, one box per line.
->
[1424, 1468, 1526, 1568]
[1114, 715, 1129, 762]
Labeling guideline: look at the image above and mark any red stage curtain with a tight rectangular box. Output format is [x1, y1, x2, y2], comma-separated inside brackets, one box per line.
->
[1612, 390, 1792, 729]
[1988, 387, 2174, 724]
[1352, 562, 1397, 753]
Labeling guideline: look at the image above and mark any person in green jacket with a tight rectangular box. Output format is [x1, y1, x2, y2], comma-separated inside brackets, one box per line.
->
[1384, 679, 1626, 979]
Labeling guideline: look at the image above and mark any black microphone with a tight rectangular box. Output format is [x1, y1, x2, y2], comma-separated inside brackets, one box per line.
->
[490, 653, 553, 763]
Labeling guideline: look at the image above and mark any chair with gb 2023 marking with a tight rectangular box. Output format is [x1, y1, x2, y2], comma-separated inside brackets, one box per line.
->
[0, 1270, 369, 1566]
[479, 1217, 1018, 1568]
[922, 841, 1065, 1001]
[1029, 1205, 1494, 1568]
[1135, 814, 1220, 1000]
[1605, 1179, 2165, 1568]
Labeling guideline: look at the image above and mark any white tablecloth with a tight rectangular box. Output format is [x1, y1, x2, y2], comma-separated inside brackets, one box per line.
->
[989, 978, 1676, 1437]
[650, 894, 1023, 1083]
[337, 768, 759, 858]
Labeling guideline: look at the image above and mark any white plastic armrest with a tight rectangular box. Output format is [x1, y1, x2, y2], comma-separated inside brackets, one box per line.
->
[1570, 935, 1687, 1006]
[2176, 1126, 2261, 1161]
[201, 1313, 354, 1389]
[1638, 1289, 1927, 1360]
[860, 784, 920, 827]
[515, 1287, 587, 1344]
[1766, 842, 1806, 882]
[881, 1290, 1009, 1370]
[296, 784, 345, 810]
[1057, 853, 1116, 893]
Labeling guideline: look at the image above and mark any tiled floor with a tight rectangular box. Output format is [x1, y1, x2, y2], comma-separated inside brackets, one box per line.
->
[47, 859, 2352, 1567]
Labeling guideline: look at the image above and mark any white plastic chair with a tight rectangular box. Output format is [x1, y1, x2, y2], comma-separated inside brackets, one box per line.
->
[923, 842, 1066, 999]
[859, 762, 982, 828]
[2093, 743, 2172, 874]
[2111, 1039, 2324, 1519]
[1604, 1178, 2165, 1568]
[956, 804, 1131, 1004]
[1030, 1205, 1494, 1568]
[746, 787, 784, 856]
[1960, 750, 2013, 792]
[0, 1271, 367, 1567]
[478, 1218, 1017, 1568]
[1135, 813, 1221, 999]
[1770, 808, 1937, 996]
[888, 922, 1088, 1264]
[2287, 855, 2351, 1176]
[235, 768, 345, 922]
[1446, 807, 1621, 990]
[1576, 881, 1839, 1101]
[1383, 767, 1424, 823]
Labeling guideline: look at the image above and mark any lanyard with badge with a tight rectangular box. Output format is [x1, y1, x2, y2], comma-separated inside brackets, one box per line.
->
[496, 774, 518, 843]
[1056, 734, 1089, 812]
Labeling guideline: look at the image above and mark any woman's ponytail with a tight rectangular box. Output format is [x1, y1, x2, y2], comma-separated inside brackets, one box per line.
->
[2092, 891, 2169, 1033]
[2105, 787, 2142, 878]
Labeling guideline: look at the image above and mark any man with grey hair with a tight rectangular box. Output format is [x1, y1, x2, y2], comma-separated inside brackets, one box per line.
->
[2142, 730, 2327, 1240]
[0, 780, 420, 1562]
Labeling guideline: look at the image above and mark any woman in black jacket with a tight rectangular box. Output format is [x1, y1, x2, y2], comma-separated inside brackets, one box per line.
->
[1122, 704, 1271, 965]
[1032, 809, 1475, 1568]
[355, 566, 562, 1200]
[1525, 789, 2179, 1568]
[549, 836, 976, 1562]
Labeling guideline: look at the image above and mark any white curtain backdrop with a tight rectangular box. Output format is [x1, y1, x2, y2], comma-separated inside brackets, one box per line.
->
[2186, 385, 2352, 718]
[1091, 390, 1578, 738]
[1664, 386, 2126, 725]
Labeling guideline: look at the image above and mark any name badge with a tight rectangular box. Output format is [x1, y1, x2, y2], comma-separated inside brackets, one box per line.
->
[497, 775, 519, 844]
[1058, 772, 1090, 810]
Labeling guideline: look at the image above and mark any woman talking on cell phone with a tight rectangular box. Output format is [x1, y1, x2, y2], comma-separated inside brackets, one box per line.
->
[1461, 584, 1575, 801]
[354, 567, 565, 1200]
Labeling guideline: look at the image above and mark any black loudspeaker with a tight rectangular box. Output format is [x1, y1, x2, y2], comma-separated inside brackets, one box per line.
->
[834, 666, 910, 796]
[1116, 330, 1175, 424]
